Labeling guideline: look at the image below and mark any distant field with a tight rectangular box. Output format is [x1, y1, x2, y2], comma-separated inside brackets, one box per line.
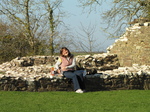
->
[0, 90, 150, 112]
[54, 51, 104, 56]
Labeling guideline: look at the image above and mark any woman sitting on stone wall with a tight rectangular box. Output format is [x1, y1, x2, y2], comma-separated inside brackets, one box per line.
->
[54, 47, 86, 93]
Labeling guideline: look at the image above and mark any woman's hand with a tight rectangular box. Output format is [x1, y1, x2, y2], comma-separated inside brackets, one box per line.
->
[57, 69, 61, 74]
[62, 67, 67, 71]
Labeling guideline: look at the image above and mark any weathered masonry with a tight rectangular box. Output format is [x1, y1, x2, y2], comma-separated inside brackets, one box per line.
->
[107, 22, 150, 66]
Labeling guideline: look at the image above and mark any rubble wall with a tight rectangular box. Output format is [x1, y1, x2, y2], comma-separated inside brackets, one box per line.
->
[107, 23, 150, 66]
[0, 55, 150, 91]
[0, 75, 150, 92]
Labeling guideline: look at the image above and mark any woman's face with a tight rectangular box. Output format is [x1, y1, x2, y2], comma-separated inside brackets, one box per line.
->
[62, 49, 69, 56]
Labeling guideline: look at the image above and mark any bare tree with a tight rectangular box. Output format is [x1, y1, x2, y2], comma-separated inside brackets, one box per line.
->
[0, 0, 69, 55]
[41, 0, 64, 55]
[0, 0, 44, 55]
[74, 23, 102, 53]
[78, 0, 150, 38]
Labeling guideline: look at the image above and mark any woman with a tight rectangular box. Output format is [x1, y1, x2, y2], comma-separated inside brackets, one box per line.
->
[54, 47, 86, 93]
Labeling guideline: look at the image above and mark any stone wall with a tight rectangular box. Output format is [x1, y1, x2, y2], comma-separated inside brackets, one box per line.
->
[76, 53, 119, 74]
[0, 55, 150, 91]
[0, 74, 150, 92]
[1, 53, 119, 76]
[107, 22, 150, 66]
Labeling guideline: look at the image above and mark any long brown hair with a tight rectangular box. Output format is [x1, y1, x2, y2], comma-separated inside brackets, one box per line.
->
[60, 47, 73, 58]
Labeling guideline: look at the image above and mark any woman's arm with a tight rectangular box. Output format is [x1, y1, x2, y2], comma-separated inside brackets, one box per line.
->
[54, 58, 61, 70]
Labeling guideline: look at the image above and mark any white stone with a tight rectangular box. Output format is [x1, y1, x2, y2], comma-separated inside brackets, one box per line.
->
[144, 22, 149, 26]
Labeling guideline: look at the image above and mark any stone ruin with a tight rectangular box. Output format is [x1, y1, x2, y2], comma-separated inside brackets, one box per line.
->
[107, 22, 150, 66]
[0, 53, 150, 91]
[0, 21, 150, 92]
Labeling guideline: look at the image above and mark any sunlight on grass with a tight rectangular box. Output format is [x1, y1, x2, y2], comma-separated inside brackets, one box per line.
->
[0, 90, 150, 112]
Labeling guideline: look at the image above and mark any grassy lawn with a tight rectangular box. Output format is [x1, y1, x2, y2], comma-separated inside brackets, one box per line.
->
[0, 90, 150, 112]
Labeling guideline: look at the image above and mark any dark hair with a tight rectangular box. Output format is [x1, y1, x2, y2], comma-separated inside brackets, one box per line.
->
[60, 47, 73, 57]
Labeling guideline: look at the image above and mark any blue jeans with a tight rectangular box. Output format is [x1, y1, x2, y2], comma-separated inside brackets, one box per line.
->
[63, 70, 85, 91]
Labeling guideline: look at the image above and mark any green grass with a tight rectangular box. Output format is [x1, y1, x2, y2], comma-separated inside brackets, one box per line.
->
[0, 90, 150, 112]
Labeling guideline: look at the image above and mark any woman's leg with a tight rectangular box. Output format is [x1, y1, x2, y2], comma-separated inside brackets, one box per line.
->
[63, 71, 80, 91]
[74, 70, 86, 90]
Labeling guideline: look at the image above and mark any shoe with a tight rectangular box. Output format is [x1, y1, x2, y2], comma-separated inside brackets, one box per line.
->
[75, 89, 83, 93]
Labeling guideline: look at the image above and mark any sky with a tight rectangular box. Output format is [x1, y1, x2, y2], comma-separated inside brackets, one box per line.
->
[62, 0, 116, 52]
[0, 0, 117, 52]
